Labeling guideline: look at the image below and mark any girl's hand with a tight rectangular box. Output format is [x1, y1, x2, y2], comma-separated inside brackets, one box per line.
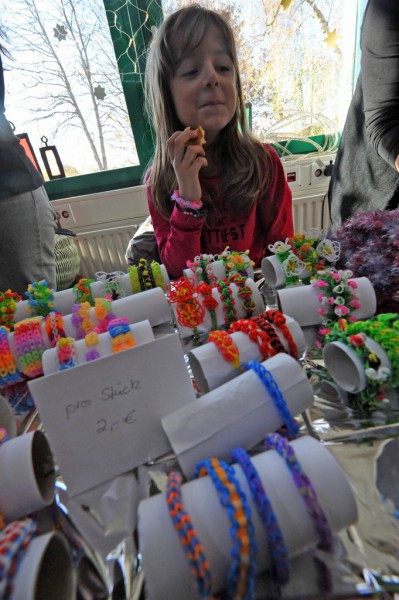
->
[167, 128, 208, 202]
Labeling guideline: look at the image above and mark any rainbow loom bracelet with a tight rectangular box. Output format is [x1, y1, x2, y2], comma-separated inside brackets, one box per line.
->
[150, 261, 165, 290]
[56, 337, 77, 371]
[84, 331, 100, 362]
[25, 280, 54, 317]
[0, 327, 24, 387]
[94, 298, 116, 334]
[0, 290, 22, 331]
[107, 318, 136, 353]
[195, 457, 257, 600]
[217, 278, 237, 327]
[208, 330, 241, 370]
[265, 434, 333, 552]
[228, 273, 256, 318]
[73, 278, 95, 305]
[166, 471, 213, 598]
[229, 319, 276, 361]
[263, 310, 298, 359]
[249, 315, 286, 354]
[44, 311, 66, 347]
[71, 302, 96, 340]
[128, 265, 142, 295]
[231, 447, 289, 585]
[245, 361, 299, 437]
[13, 317, 46, 378]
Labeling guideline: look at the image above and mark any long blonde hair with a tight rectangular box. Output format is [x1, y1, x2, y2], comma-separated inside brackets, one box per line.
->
[145, 4, 273, 220]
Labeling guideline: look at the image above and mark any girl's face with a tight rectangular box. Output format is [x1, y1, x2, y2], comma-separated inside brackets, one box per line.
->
[169, 25, 237, 144]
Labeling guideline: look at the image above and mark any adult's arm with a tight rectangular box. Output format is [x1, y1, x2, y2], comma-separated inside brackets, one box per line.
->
[260, 145, 294, 252]
[147, 186, 205, 279]
[361, 0, 399, 169]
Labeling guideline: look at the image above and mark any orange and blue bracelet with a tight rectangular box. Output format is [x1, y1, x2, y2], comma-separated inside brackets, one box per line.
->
[231, 447, 289, 585]
[195, 457, 256, 600]
[166, 471, 213, 599]
[107, 318, 136, 353]
[265, 434, 333, 552]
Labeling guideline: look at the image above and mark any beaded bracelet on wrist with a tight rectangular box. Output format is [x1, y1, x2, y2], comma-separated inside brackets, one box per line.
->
[166, 471, 213, 599]
[217, 279, 237, 327]
[25, 280, 54, 318]
[195, 457, 257, 600]
[262, 310, 298, 358]
[228, 273, 256, 318]
[71, 302, 96, 340]
[107, 318, 136, 353]
[196, 282, 218, 331]
[13, 317, 46, 378]
[0, 290, 22, 331]
[265, 434, 333, 552]
[228, 319, 275, 361]
[85, 331, 101, 362]
[231, 447, 289, 585]
[56, 337, 77, 371]
[0, 326, 25, 388]
[73, 278, 95, 306]
[249, 315, 286, 354]
[245, 360, 299, 437]
[44, 311, 66, 348]
[208, 330, 240, 371]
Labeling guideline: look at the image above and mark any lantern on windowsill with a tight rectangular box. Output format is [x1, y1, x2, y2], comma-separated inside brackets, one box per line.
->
[39, 135, 65, 180]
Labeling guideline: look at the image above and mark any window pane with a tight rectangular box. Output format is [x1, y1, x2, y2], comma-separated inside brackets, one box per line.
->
[1, 0, 138, 178]
[161, 0, 359, 145]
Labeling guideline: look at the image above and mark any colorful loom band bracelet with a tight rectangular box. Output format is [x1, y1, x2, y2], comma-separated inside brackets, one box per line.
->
[228, 319, 276, 361]
[0, 290, 22, 331]
[166, 471, 213, 599]
[217, 279, 237, 327]
[73, 278, 95, 305]
[208, 330, 240, 371]
[228, 273, 256, 318]
[85, 331, 101, 362]
[13, 317, 46, 378]
[139, 258, 157, 290]
[95, 271, 125, 301]
[0, 518, 37, 600]
[56, 337, 77, 371]
[44, 311, 66, 348]
[264, 434, 333, 552]
[107, 318, 136, 353]
[231, 447, 289, 585]
[128, 265, 142, 295]
[196, 282, 218, 331]
[249, 315, 286, 354]
[166, 278, 205, 343]
[94, 298, 117, 334]
[310, 269, 359, 334]
[245, 360, 299, 437]
[71, 302, 95, 340]
[195, 457, 257, 600]
[150, 261, 165, 290]
[262, 310, 298, 359]
[0, 327, 25, 388]
[25, 280, 55, 318]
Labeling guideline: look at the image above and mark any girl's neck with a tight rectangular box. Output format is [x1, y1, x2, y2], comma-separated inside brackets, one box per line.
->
[201, 143, 222, 178]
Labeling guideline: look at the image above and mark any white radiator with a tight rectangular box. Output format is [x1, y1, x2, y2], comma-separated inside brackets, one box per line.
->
[74, 224, 139, 279]
[293, 192, 331, 233]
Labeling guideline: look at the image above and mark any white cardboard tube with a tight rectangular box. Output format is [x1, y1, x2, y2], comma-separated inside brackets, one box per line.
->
[188, 315, 305, 393]
[13, 267, 170, 324]
[0, 431, 55, 521]
[41, 320, 154, 375]
[323, 337, 392, 393]
[174, 278, 265, 339]
[138, 436, 358, 600]
[261, 255, 312, 288]
[12, 531, 75, 600]
[162, 353, 314, 479]
[277, 277, 376, 327]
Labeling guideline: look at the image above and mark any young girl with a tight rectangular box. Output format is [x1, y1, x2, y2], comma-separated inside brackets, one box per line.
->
[145, 5, 293, 279]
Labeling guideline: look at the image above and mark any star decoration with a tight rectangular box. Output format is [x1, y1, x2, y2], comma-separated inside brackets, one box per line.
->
[324, 29, 340, 48]
[280, 0, 294, 9]
[94, 85, 106, 101]
[53, 24, 67, 42]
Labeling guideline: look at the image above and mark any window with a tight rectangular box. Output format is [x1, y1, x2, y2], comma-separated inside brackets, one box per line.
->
[1, 0, 364, 199]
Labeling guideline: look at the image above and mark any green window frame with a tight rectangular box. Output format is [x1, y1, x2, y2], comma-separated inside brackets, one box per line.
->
[45, 0, 162, 201]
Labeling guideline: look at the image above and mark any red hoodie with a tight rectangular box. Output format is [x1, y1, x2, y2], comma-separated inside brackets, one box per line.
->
[148, 144, 293, 278]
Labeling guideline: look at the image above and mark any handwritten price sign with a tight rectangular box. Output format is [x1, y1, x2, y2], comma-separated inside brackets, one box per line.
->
[29, 334, 196, 496]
